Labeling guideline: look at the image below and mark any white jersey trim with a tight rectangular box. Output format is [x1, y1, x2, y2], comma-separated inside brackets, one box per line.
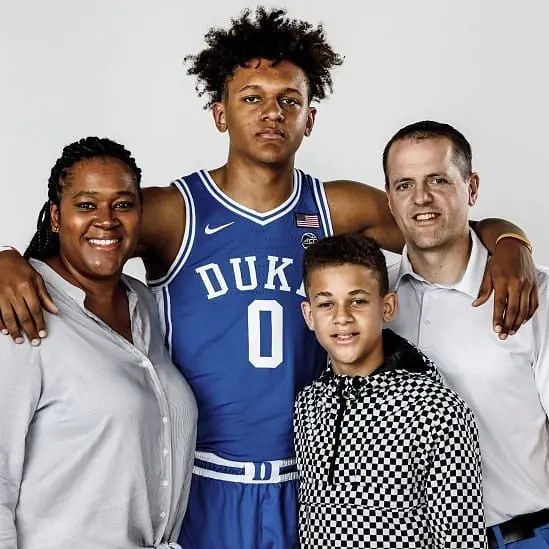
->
[198, 169, 303, 226]
[310, 175, 334, 237]
[163, 286, 174, 357]
[193, 451, 298, 484]
[147, 178, 196, 288]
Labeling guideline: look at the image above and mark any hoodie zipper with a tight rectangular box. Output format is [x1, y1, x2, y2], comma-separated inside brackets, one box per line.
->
[327, 379, 349, 484]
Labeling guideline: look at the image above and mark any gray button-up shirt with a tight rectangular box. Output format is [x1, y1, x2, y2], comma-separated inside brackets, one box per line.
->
[0, 260, 197, 549]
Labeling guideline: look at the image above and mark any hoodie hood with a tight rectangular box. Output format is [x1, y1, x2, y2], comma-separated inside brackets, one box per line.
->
[319, 328, 438, 387]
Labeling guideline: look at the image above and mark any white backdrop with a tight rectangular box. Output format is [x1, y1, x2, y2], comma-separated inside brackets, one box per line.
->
[1, 0, 548, 279]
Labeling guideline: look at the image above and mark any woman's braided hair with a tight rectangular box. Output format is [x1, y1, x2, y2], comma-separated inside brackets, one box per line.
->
[24, 136, 142, 260]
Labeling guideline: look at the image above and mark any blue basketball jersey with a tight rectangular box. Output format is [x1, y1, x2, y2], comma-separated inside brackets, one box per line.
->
[149, 169, 332, 462]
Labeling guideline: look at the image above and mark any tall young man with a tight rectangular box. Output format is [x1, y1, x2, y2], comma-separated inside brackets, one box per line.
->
[0, 8, 538, 549]
[384, 120, 549, 548]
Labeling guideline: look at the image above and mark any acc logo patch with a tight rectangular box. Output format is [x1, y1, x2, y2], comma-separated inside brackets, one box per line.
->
[301, 232, 318, 249]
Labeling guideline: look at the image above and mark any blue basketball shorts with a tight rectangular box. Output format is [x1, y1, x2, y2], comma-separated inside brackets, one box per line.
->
[178, 451, 299, 549]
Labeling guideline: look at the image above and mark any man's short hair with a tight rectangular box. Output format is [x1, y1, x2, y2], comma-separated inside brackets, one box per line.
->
[382, 120, 473, 185]
[303, 233, 389, 296]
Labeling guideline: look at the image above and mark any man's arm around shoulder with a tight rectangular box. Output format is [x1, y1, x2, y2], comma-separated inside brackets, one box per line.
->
[0, 184, 186, 342]
[324, 180, 404, 253]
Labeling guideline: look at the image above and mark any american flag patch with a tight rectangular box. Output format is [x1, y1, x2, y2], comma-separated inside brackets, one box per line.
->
[295, 213, 320, 229]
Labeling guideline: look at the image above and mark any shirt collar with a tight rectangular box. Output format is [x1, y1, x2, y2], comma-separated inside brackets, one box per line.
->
[393, 229, 489, 299]
[30, 258, 137, 310]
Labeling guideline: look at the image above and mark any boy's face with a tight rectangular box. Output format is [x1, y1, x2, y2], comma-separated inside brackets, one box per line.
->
[301, 263, 397, 376]
[211, 58, 316, 166]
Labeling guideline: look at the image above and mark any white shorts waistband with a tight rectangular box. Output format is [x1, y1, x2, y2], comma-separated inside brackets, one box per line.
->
[193, 451, 298, 484]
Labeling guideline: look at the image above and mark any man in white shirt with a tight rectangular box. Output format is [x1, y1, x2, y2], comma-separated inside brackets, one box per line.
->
[383, 120, 549, 549]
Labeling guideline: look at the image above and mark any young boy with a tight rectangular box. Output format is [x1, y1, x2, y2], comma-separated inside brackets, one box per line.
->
[295, 233, 486, 548]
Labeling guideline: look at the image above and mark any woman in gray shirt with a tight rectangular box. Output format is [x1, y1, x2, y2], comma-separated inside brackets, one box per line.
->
[0, 137, 197, 549]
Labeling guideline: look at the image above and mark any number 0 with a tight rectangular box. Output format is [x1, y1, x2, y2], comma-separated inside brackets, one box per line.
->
[248, 300, 283, 369]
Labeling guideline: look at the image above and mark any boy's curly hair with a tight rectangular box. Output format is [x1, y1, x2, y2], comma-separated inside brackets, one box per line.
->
[185, 6, 344, 108]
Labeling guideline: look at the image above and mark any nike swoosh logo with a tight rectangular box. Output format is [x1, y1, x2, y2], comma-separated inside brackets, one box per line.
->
[204, 222, 235, 235]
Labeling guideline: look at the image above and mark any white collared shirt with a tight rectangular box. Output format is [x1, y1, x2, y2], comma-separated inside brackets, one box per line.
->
[388, 230, 549, 527]
[0, 260, 197, 549]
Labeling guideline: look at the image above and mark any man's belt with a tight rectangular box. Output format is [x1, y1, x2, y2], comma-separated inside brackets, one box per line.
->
[487, 509, 549, 547]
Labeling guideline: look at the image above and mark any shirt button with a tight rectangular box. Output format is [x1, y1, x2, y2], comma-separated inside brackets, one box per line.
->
[162, 480, 169, 487]
[162, 416, 168, 423]
[160, 511, 166, 519]
[424, 319, 431, 325]
[163, 448, 169, 456]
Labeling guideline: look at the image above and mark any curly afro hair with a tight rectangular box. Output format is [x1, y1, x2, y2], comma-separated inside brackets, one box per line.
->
[185, 6, 344, 108]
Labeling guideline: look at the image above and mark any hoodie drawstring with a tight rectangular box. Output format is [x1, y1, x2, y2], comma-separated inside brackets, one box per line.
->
[328, 379, 350, 484]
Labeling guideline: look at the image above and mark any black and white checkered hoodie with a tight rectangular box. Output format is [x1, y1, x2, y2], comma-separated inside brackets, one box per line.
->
[294, 329, 486, 548]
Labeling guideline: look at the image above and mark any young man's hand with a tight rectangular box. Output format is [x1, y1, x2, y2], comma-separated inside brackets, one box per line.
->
[0, 250, 58, 345]
[474, 238, 538, 339]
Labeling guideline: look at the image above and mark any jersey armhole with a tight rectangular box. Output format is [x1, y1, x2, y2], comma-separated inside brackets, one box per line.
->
[310, 177, 334, 237]
[147, 178, 196, 288]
